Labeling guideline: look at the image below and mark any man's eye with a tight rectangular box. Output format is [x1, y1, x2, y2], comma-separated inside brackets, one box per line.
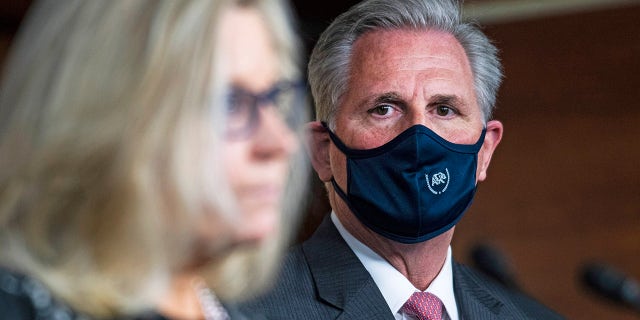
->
[368, 105, 394, 116]
[436, 105, 455, 117]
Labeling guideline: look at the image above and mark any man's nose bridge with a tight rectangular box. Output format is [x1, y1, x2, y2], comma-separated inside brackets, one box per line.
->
[407, 106, 428, 127]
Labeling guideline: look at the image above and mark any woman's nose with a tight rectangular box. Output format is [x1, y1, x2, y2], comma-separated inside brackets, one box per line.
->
[250, 106, 298, 159]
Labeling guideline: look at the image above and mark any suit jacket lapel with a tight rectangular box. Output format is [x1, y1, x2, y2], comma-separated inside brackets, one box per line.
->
[303, 217, 525, 320]
[453, 262, 506, 320]
[302, 216, 394, 319]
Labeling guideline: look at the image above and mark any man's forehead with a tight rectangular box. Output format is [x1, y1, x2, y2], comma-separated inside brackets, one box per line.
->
[350, 28, 470, 73]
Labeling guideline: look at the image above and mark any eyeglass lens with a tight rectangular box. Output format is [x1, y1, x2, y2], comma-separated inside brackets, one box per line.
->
[226, 80, 306, 139]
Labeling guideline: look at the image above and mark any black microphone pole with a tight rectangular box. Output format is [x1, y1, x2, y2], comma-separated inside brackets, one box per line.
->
[580, 262, 640, 314]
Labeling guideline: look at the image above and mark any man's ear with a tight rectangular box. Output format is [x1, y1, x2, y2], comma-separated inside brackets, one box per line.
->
[477, 120, 503, 182]
[306, 121, 333, 182]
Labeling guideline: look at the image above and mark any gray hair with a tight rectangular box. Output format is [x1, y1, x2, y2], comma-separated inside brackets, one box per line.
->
[308, 0, 502, 125]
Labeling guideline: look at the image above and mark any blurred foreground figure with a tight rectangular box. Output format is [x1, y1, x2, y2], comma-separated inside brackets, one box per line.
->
[0, 0, 307, 319]
[241, 0, 563, 319]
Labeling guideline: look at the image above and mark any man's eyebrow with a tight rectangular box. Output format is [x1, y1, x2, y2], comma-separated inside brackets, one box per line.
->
[356, 92, 467, 109]
[355, 91, 406, 110]
[430, 94, 466, 107]
[373, 92, 403, 104]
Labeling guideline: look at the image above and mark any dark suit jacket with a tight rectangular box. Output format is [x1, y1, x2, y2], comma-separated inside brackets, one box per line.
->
[241, 216, 564, 319]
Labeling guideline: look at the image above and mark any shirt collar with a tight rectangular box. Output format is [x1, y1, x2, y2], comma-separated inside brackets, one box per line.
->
[331, 212, 459, 320]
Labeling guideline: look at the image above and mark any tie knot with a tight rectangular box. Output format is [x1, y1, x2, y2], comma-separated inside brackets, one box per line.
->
[401, 292, 443, 320]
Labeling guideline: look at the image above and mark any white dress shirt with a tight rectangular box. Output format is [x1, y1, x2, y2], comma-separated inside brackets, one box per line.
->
[331, 212, 459, 320]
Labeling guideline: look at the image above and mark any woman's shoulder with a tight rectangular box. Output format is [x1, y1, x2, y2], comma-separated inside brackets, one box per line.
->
[0, 270, 35, 319]
[0, 267, 175, 320]
[0, 267, 86, 320]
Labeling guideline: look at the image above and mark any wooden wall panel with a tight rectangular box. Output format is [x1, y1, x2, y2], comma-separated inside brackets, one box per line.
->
[452, 5, 640, 319]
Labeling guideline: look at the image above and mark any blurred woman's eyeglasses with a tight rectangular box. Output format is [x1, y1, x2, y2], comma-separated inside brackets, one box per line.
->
[225, 80, 307, 139]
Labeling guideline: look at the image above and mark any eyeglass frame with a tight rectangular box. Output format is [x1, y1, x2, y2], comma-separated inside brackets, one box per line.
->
[224, 79, 307, 139]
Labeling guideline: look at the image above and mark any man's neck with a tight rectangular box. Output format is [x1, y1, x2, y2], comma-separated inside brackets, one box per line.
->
[334, 207, 453, 291]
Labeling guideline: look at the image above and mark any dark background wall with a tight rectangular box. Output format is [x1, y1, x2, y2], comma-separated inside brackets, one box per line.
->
[2, 1, 639, 319]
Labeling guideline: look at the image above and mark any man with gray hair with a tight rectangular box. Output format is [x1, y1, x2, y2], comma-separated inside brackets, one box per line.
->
[242, 0, 563, 318]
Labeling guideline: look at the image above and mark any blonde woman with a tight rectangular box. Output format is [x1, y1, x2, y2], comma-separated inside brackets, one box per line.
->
[0, 0, 307, 319]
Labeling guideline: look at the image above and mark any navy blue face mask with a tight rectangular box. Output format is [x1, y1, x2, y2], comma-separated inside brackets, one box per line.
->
[324, 122, 486, 244]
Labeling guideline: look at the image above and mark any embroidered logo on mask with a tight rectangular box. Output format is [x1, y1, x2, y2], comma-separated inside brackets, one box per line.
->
[426, 168, 450, 195]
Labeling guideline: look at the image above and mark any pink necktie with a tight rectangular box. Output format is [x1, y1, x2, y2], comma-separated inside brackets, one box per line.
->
[401, 292, 443, 320]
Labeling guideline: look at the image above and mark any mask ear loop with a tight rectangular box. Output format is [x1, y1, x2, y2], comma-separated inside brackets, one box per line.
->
[321, 122, 362, 225]
[321, 121, 350, 152]
[321, 122, 351, 201]
[330, 178, 349, 204]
